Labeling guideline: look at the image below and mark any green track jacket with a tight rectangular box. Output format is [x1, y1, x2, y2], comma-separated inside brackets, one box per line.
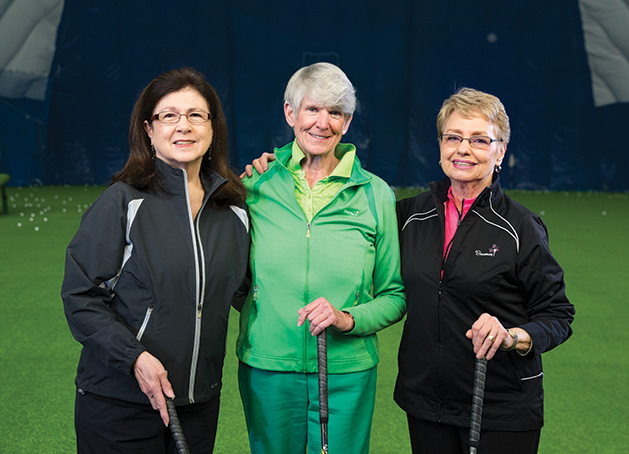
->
[237, 142, 406, 374]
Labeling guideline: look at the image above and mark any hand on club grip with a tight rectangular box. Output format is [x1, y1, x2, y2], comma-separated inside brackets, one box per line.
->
[133, 351, 175, 426]
[297, 297, 355, 335]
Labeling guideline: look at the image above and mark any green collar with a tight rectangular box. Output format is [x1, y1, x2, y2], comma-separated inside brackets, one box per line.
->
[287, 142, 356, 178]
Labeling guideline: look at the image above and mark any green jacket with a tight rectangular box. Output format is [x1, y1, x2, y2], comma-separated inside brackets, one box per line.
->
[237, 142, 406, 374]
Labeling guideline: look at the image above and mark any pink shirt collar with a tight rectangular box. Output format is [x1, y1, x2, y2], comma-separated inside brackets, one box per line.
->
[443, 186, 476, 260]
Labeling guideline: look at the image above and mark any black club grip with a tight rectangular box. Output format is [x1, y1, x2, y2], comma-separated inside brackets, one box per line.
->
[469, 357, 487, 454]
[317, 332, 329, 424]
[166, 398, 190, 454]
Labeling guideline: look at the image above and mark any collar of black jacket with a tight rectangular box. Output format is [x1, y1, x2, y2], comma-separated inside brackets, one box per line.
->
[430, 174, 505, 208]
[154, 157, 228, 201]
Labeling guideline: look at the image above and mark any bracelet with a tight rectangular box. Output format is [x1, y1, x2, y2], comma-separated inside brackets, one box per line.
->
[501, 329, 518, 351]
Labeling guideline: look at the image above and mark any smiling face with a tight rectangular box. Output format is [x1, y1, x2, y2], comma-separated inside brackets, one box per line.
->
[285, 96, 352, 160]
[144, 88, 213, 173]
[440, 110, 506, 196]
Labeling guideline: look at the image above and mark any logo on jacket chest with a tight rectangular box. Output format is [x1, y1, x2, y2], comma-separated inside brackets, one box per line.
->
[475, 244, 499, 257]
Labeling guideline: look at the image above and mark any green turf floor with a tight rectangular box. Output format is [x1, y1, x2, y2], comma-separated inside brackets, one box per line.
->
[1, 185, 627, 453]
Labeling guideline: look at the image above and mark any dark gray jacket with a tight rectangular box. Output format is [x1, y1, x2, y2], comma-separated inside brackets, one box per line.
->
[62, 159, 250, 405]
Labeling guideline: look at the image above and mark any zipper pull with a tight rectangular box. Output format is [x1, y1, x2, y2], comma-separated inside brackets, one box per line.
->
[252, 284, 258, 302]
[197, 303, 203, 318]
[458, 199, 464, 226]
[306, 222, 311, 239]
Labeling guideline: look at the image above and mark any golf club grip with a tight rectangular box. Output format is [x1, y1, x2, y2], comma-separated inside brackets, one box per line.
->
[166, 398, 191, 454]
[317, 331, 329, 423]
[469, 357, 487, 453]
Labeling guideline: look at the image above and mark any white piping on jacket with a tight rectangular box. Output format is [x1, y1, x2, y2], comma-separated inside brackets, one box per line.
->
[471, 191, 520, 253]
[104, 198, 144, 290]
[521, 372, 544, 381]
[401, 207, 438, 231]
[230, 205, 249, 233]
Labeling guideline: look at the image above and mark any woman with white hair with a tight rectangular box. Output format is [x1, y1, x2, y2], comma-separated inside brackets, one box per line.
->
[237, 62, 406, 454]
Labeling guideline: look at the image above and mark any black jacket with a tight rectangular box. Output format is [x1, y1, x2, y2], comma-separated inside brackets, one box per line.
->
[62, 159, 250, 406]
[395, 176, 574, 431]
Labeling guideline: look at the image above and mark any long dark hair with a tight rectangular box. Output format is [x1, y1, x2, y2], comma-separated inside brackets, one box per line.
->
[113, 67, 245, 207]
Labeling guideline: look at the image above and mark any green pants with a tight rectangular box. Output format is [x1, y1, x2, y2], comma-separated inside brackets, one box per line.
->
[238, 362, 377, 454]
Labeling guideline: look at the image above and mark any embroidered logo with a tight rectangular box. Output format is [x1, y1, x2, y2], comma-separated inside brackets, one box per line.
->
[475, 244, 499, 257]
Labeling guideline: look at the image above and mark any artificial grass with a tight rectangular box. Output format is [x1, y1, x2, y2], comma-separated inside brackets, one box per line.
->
[0, 185, 627, 453]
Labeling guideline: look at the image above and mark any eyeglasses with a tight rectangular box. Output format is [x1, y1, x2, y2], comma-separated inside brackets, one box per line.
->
[440, 134, 502, 150]
[151, 111, 213, 125]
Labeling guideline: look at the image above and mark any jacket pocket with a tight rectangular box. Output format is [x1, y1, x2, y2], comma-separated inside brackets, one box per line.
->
[240, 284, 259, 344]
[486, 353, 525, 395]
[344, 276, 366, 310]
[136, 307, 153, 341]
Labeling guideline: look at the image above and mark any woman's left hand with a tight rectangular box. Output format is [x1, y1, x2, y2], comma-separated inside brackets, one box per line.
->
[465, 313, 509, 360]
[133, 351, 175, 426]
[297, 297, 355, 336]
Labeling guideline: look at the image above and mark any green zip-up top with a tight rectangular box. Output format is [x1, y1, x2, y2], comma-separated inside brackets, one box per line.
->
[237, 142, 406, 374]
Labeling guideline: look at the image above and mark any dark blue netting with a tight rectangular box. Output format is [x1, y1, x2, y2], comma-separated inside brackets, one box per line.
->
[1, 0, 625, 191]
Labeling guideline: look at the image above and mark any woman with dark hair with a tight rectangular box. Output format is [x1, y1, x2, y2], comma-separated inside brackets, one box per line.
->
[62, 67, 250, 453]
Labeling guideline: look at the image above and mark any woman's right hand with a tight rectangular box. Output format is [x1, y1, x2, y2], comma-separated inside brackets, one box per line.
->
[133, 351, 175, 426]
[239, 152, 276, 178]
[297, 297, 355, 336]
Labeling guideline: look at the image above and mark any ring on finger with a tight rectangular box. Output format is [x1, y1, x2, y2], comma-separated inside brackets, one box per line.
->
[487, 335, 495, 343]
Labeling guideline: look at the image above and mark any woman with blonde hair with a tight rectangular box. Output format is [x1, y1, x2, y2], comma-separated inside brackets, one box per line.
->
[395, 87, 575, 453]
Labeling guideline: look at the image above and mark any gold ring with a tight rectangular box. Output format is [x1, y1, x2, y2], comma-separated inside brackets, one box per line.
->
[487, 335, 495, 343]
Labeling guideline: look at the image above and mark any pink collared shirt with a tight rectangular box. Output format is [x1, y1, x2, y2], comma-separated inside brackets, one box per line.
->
[443, 186, 476, 261]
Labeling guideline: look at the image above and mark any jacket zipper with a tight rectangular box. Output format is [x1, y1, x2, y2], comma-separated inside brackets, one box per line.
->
[300, 184, 342, 370]
[303, 221, 311, 372]
[189, 210, 207, 402]
[436, 195, 466, 420]
[299, 175, 365, 372]
[136, 307, 153, 341]
[182, 169, 209, 403]
[436, 276, 443, 421]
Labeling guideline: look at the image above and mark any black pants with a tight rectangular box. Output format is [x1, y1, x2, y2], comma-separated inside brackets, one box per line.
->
[75, 389, 220, 454]
[407, 413, 541, 454]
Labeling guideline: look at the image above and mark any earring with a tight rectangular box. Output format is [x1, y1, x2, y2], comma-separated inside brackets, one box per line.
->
[206, 144, 213, 160]
[438, 160, 442, 167]
[494, 164, 502, 174]
[150, 144, 155, 160]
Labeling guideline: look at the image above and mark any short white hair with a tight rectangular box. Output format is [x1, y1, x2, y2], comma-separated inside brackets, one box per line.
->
[284, 62, 356, 118]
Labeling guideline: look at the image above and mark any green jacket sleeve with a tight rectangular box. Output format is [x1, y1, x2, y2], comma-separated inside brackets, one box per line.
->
[345, 181, 406, 335]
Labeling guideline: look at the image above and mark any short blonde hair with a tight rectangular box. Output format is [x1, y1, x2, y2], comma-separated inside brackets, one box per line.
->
[436, 87, 511, 144]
